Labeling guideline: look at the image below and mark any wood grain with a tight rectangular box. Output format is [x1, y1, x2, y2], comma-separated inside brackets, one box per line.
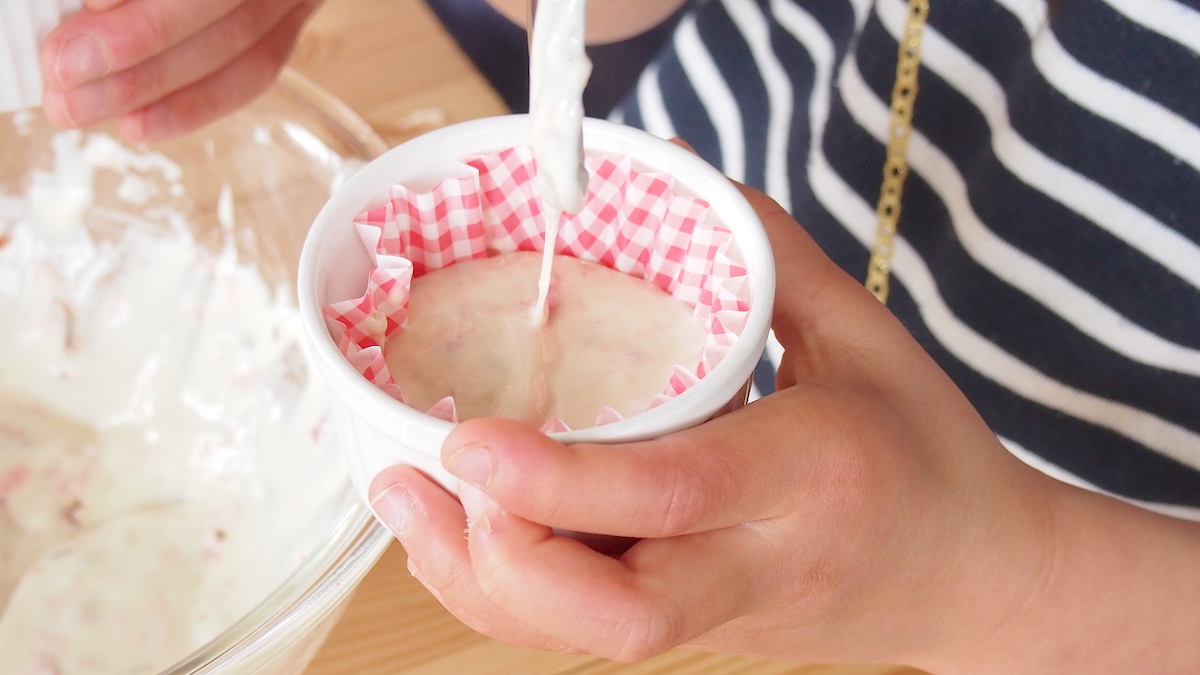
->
[290, 0, 508, 148]
[290, 1, 928, 673]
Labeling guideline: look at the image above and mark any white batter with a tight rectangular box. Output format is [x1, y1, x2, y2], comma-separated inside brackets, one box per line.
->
[0, 127, 347, 674]
[528, 0, 591, 322]
[384, 252, 704, 431]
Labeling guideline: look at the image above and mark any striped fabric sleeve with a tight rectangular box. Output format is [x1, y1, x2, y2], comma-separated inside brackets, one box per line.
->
[614, 0, 1200, 514]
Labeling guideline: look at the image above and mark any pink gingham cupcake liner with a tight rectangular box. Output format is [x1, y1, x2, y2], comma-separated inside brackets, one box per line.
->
[324, 146, 750, 431]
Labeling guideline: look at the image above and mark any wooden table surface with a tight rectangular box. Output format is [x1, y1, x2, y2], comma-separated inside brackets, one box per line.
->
[288, 2, 926, 673]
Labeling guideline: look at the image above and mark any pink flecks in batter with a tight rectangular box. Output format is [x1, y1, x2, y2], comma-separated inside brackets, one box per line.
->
[0, 466, 31, 508]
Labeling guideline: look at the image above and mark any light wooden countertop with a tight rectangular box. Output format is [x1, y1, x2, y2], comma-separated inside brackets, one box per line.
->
[288, 2, 927, 673]
[289, 0, 509, 148]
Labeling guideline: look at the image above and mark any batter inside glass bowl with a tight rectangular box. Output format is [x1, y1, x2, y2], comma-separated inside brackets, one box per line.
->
[0, 71, 389, 675]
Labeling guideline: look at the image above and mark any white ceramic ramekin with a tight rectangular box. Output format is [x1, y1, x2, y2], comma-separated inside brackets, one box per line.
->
[298, 115, 775, 499]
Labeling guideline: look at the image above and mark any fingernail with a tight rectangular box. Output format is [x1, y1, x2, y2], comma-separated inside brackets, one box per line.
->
[445, 443, 494, 489]
[370, 483, 415, 538]
[60, 80, 110, 126]
[458, 481, 488, 524]
[56, 35, 110, 86]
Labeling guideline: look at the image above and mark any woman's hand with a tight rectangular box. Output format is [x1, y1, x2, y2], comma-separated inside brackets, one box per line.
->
[369, 185, 1200, 671]
[41, 0, 323, 142]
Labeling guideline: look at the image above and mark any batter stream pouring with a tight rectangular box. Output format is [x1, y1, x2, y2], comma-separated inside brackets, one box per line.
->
[528, 0, 591, 324]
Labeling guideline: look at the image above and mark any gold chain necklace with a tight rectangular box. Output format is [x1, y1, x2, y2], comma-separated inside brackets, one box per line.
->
[865, 0, 930, 304]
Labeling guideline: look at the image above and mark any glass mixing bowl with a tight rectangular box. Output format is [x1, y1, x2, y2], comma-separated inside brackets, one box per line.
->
[0, 69, 392, 675]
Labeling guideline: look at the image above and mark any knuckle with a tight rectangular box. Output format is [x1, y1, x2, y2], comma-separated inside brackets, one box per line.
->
[166, 93, 207, 132]
[223, 9, 264, 49]
[819, 448, 882, 521]
[602, 602, 685, 662]
[808, 395, 899, 510]
[417, 554, 473, 599]
[221, 0, 293, 54]
[480, 435, 573, 525]
[791, 550, 855, 610]
[117, 10, 172, 63]
[823, 434, 877, 494]
[656, 471, 706, 535]
[525, 479, 572, 525]
[649, 447, 727, 536]
[108, 66, 155, 111]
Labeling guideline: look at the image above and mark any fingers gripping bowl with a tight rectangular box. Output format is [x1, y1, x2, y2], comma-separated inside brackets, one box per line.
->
[298, 115, 776, 499]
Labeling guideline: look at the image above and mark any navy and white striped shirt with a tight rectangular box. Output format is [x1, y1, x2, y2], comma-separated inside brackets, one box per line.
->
[613, 0, 1200, 517]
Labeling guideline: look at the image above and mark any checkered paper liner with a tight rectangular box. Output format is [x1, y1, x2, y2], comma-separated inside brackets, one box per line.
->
[324, 146, 751, 431]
